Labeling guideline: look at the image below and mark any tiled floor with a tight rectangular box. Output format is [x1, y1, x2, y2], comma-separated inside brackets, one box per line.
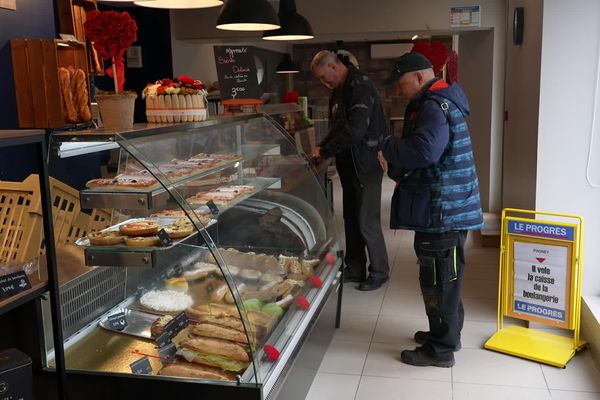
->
[306, 176, 600, 400]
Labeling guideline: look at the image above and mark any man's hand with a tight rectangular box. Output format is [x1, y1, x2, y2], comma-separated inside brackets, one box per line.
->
[377, 150, 388, 173]
[311, 146, 321, 158]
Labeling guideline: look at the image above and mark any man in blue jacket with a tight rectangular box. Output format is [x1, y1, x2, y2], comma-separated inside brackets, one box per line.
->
[381, 52, 483, 367]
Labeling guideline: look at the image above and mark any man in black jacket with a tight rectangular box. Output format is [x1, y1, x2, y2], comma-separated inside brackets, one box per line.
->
[310, 50, 389, 291]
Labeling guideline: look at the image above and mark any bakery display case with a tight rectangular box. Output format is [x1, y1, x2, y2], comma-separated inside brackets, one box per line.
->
[42, 115, 342, 399]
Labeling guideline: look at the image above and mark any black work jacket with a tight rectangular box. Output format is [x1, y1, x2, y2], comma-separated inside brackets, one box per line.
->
[319, 66, 388, 179]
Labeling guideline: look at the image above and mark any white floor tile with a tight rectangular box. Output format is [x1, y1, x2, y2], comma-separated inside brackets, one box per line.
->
[461, 278, 500, 299]
[541, 349, 600, 392]
[380, 293, 427, 319]
[305, 372, 361, 400]
[318, 340, 370, 375]
[372, 315, 428, 345]
[453, 348, 547, 388]
[308, 175, 600, 400]
[462, 297, 498, 322]
[549, 389, 600, 399]
[356, 376, 452, 400]
[334, 314, 378, 342]
[453, 382, 551, 400]
[362, 342, 452, 381]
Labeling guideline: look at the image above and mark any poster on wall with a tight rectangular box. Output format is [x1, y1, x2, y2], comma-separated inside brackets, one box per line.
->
[0, 0, 16, 10]
[450, 5, 481, 27]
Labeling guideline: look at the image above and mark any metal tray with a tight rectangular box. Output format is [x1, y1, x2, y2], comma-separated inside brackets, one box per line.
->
[77, 177, 281, 268]
[99, 308, 157, 339]
[75, 217, 204, 250]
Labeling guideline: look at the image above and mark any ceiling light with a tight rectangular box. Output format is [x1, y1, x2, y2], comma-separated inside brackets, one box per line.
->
[134, 0, 223, 8]
[216, 0, 280, 31]
[276, 53, 300, 74]
[263, 0, 314, 41]
[411, 34, 419, 40]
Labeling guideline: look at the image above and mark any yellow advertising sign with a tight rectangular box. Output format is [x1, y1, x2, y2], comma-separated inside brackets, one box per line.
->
[485, 209, 585, 367]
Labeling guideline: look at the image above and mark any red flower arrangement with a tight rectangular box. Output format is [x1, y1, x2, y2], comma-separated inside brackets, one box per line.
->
[411, 41, 449, 76]
[84, 11, 137, 93]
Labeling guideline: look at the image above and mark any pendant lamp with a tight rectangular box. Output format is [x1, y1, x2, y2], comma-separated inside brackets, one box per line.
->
[263, 0, 314, 40]
[276, 53, 300, 74]
[134, 0, 223, 8]
[216, 0, 280, 31]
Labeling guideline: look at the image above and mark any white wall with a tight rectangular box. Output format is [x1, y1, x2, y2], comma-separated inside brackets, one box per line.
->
[537, 0, 600, 295]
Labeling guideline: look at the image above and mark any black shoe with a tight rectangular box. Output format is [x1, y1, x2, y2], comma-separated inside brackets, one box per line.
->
[400, 347, 455, 368]
[357, 276, 388, 291]
[413, 331, 461, 351]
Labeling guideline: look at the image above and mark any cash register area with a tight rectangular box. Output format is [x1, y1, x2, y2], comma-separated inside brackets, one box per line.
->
[306, 177, 600, 400]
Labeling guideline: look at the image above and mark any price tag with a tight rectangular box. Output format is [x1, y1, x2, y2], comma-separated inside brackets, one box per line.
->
[157, 229, 173, 246]
[0, 271, 32, 297]
[158, 342, 177, 364]
[107, 312, 127, 331]
[155, 331, 171, 348]
[173, 311, 189, 331]
[130, 356, 152, 375]
[206, 200, 219, 216]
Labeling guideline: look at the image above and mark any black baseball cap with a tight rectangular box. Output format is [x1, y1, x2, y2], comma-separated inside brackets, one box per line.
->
[383, 52, 433, 85]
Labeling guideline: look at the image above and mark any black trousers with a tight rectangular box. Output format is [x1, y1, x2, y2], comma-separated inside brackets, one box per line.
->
[413, 230, 467, 357]
[337, 157, 389, 280]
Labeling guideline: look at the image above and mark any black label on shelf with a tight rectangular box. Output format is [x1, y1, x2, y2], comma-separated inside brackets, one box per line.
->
[107, 312, 127, 331]
[158, 342, 177, 364]
[173, 311, 189, 331]
[155, 331, 171, 348]
[130, 356, 152, 375]
[0, 271, 32, 297]
[157, 229, 173, 247]
[206, 200, 219, 215]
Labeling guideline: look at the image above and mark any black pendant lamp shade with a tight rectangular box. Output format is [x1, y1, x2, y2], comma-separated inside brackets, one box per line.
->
[276, 53, 300, 74]
[216, 0, 280, 31]
[263, 0, 314, 40]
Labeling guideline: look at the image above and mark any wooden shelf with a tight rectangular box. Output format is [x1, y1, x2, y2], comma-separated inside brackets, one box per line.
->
[0, 258, 48, 316]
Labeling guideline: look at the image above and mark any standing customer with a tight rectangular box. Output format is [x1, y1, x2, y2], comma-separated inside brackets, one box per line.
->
[310, 50, 389, 291]
[381, 52, 483, 366]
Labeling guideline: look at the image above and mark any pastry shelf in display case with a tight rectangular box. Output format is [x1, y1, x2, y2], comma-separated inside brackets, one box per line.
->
[77, 176, 281, 268]
[78, 143, 280, 211]
[44, 116, 343, 400]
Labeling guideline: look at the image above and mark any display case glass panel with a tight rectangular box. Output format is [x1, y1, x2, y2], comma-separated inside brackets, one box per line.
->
[43, 115, 340, 395]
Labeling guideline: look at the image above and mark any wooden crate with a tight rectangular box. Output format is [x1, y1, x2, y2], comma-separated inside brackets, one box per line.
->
[0, 175, 43, 264]
[55, 0, 104, 75]
[10, 39, 90, 129]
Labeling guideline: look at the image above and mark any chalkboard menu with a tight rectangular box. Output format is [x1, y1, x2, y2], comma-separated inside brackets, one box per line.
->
[214, 46, 261, 100]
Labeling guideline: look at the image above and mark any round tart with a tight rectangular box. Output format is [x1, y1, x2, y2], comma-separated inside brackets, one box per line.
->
[124, 236, 160, 247]
[87, 231, 126, 246]
[164, 223, 194, 239]
[140, 290, 193, 313]
[119, 220, 159, 236]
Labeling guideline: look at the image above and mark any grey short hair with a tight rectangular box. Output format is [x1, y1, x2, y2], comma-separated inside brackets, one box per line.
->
[310, 50, 339, 71]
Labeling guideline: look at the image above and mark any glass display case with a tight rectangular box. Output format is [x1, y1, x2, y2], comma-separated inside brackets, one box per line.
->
[42, 115, 342, 399]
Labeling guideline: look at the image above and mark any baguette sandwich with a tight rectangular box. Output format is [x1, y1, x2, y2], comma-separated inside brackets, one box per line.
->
[178, 337, 249, 372]
[158, 360, 236, 381]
